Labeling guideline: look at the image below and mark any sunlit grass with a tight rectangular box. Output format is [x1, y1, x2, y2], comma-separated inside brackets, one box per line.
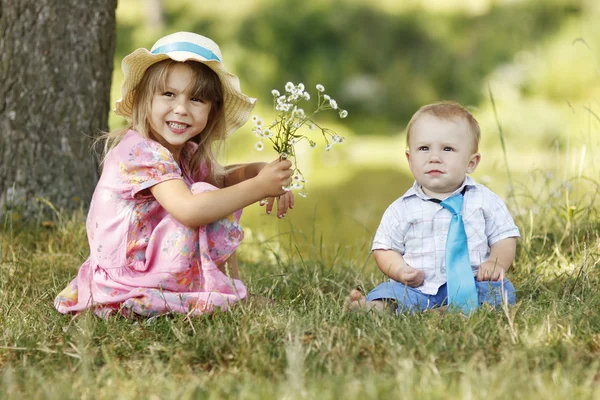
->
[4, 2, 598, 398]
[2, 114, 600, 398]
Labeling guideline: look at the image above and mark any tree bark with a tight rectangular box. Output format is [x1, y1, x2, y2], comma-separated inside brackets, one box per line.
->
[0, 0, 117, 218]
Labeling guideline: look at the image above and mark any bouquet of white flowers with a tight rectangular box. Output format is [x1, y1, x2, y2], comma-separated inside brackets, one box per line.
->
[251, 82, 347, 197]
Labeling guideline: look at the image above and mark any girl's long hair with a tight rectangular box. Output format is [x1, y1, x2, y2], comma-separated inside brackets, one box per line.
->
[99, 59, 226, 185]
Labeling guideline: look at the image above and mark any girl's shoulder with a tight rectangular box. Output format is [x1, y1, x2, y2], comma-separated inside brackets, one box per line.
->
[118, 130, 159, 151]
[111, 130, 174, 164]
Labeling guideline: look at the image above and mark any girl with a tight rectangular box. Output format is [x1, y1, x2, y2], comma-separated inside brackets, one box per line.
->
[54, 32, 294, 318]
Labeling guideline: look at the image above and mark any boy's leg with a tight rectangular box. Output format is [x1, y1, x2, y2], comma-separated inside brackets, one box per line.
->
[475, 278, 516, 307]
[366, 281, 441, 313]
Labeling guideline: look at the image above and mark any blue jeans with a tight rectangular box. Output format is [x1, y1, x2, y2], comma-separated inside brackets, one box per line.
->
[366, 278, 515, 312]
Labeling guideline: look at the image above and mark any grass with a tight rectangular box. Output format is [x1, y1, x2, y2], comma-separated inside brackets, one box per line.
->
[1, 156, 600, 399]
[2, 79, 600, 397]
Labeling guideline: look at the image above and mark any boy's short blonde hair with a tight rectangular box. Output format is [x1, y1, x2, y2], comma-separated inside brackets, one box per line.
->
[405, 101, 481, 153]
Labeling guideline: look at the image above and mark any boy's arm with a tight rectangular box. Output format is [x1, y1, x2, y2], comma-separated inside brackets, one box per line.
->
[477, 237, 517, 281]
[373, 249, 424, 287]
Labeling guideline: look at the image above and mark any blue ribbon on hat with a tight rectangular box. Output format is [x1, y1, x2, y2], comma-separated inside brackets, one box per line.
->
[151, 41, 221, 62]
[440, 193, 479, 315]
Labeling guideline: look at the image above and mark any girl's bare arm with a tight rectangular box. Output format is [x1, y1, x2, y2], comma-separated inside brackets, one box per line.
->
[150, 159, 292, 227]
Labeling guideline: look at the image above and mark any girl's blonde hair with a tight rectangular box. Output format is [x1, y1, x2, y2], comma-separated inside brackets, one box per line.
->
[101, 59, 226, 184]
[405, 101, 481, 153]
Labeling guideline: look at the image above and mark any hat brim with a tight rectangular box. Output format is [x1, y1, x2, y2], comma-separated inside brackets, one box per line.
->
[115, 48, 256, 137]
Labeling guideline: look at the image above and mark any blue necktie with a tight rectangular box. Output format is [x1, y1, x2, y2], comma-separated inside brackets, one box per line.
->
[440, 194, 478, 314]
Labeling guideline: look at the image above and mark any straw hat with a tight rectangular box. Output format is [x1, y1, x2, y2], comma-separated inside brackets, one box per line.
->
[115, 32, 256, 136]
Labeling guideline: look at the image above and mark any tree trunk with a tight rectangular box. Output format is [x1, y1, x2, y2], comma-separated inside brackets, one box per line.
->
[0, 0, 117, 218]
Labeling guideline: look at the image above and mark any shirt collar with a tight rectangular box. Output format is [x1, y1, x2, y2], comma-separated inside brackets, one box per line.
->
[402, 176, 476, 201]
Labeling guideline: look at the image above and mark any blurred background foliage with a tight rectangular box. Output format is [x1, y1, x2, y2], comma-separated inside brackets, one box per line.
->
[111, 0, 600, 257]
[114, 0, 598, 137]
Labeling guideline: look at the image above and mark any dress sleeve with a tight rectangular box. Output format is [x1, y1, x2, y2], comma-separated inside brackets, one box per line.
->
[118, 139, 183, 199]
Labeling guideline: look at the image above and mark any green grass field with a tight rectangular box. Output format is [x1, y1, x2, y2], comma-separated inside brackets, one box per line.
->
[1, 133, 599, 399]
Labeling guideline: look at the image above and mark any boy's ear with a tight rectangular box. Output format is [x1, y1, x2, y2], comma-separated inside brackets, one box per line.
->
[466, 152, 481, 174]
[405, 149, 410, 161]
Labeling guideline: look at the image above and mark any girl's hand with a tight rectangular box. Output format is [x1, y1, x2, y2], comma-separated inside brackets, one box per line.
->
[260, 191, 295, 218]
[254, 159, 293, 198]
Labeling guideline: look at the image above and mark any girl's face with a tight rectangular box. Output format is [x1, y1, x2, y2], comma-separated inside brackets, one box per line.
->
[149, 63, 212, 162]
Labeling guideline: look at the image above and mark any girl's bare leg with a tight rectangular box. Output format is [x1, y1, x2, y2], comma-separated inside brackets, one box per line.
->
[218, 252, 240, 279]
[218, 253, 274, 307]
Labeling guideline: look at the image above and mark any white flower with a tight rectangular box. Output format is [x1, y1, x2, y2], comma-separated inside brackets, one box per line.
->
[309, 123, 316, 130]
[292, 107, 305, 119]
[332, 135, 343, 143]
[288, 137, 298, 145]
[303, 92, 310, 101]
[291, 174, 305, 186]
[255, 142, 264, 151]
[253, 128, 263, 137]
[252, 116, 264, 128]
[263, 129, 273, 138]
[298, 191, 308, 198]
[277, 96, 287, 105]
[271, 89, 280, 97]
[325, 143, 333, 151]
[329, 99, 338, 109]
[297, 83, 305, 92]
[323, 94, 330, 101]
[285, 82, 295, 92]
[339, 109, 348, 118]
[280, 152, 289, 159]
[316, 84, 325, 92]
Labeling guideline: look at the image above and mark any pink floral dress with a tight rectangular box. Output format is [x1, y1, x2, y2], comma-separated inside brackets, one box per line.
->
[54, 130, 246, 318]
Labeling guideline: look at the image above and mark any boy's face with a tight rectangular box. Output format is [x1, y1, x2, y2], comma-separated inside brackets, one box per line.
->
[405, 114, 480, 200]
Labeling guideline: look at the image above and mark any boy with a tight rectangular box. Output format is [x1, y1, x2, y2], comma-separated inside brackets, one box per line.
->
[349, 101, 520, 313]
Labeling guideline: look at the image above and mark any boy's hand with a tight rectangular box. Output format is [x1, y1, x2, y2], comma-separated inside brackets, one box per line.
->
[476, 260, 506, 281]
[260, 191, 295, 219]
[396, 266, 425, 287]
